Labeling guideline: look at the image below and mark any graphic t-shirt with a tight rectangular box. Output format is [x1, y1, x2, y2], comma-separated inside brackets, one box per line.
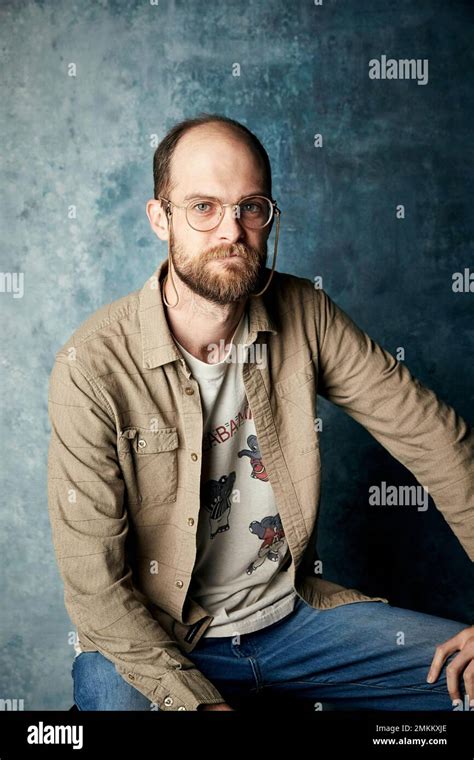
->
[173, 307, 297, 638]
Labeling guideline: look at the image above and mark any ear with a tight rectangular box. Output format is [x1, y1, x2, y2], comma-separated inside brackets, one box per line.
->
[146, 199, 169, 242]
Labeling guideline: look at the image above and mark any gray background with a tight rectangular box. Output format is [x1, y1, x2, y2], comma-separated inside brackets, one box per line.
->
[1, 0, 473, 709]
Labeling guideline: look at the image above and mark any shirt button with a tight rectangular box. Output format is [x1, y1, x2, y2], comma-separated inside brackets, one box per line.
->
[191, 452, 198, 461]
[185, 387, 194, 395]
[127, 673, 135, 681]
[187, 517, 195, 526]
[178, 706, 186, 710]
[164, 696, 173, 706]
[137, 439, 147, 449]
[175, 580, 184, 588]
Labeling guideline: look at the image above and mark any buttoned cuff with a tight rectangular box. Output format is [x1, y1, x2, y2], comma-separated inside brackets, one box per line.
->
[152, 668, 226, 711]
[118, 664, 226, 711]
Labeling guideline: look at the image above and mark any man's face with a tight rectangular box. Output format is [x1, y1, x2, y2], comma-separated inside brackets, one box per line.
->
[161, 126, 272, 305]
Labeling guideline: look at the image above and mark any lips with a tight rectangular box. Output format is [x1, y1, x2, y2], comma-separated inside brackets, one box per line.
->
[207, 250, 245, 262]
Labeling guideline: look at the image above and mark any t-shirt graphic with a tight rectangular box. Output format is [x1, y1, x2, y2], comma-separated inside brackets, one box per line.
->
[202, 469, 236, 538]
[247, 513, 285, 575]
[202, 433, 270, 540]
[173, 307, 297, 638]
[238, 433, 269, 482]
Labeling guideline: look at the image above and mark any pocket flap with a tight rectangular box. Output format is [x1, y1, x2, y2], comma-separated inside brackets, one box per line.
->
[120, 426, 179, 454]
[275, 359, 314, 397]
[135, 428, 179, 454]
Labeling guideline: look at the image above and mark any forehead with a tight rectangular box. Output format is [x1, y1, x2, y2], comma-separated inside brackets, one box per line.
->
[170, 125, 265, 197]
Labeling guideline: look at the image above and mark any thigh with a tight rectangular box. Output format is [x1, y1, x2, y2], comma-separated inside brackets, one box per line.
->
[72, 652, 156, 711]
[254, 598, 469, 710]
[186, 634, 260, 707]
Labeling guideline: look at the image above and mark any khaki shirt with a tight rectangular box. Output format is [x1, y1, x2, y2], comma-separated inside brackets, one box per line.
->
[47, 258, 474, 710]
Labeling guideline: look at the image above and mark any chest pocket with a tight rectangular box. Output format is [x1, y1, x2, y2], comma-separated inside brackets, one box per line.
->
[274, 359, 315, 399]
[274, 359, 320, 460]
[119, 426, 179, 505]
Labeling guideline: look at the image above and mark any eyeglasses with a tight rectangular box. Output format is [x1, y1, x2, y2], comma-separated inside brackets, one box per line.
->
[158, 194, 279, 232]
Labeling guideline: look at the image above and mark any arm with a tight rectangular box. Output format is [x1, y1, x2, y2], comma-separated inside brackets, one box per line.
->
[314, 287, 474, 562]
[47, 354, 225, 711]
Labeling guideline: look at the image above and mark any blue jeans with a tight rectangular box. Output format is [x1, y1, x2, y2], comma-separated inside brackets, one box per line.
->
[72, 598, 468, 711]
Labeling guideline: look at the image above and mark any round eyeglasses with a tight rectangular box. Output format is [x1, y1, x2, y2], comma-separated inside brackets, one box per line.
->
[158, 194, 278, 232]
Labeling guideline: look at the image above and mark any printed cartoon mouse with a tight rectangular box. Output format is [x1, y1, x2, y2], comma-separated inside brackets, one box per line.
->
[246, 514, 286, 574]
[201, 470, 236, 539]
[238, 434, 268, 482]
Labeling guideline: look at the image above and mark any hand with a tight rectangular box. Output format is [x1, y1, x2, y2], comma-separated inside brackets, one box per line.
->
[197, 702, 235, 711]
[427, 625, 474, 705]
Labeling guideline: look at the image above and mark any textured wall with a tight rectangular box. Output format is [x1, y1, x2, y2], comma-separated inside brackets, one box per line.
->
[1, 0, 473, 709]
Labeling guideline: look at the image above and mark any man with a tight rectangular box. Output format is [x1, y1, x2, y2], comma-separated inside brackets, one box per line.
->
[48, 114, 474, 713]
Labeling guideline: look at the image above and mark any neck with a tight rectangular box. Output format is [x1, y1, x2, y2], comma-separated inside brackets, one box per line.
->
[162, 272, 247, 364]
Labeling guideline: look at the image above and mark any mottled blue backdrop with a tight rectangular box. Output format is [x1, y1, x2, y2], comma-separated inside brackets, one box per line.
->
[1, 0, 473, 709]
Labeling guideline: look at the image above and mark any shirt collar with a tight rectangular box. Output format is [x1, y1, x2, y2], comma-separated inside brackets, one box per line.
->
[138, 257, 278, 370]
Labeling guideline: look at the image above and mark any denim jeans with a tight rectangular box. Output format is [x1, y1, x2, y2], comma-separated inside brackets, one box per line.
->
[72, 598, 469, 711]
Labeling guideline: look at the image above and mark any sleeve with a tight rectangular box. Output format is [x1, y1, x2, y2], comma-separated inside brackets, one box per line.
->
[314, 287, 474, 562]
[47, 354, 225, 711]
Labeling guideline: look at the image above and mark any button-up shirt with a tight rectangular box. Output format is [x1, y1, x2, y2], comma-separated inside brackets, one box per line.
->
[47, 258, 474, 710]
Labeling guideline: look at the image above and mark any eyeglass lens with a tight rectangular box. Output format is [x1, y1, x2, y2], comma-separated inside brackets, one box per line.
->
[186, 196, 272, 231]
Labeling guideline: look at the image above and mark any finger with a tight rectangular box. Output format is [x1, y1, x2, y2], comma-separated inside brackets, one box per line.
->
[427, 640, 460, 683]
[446, 652, 471, 703]
[463, 666, 474, 709]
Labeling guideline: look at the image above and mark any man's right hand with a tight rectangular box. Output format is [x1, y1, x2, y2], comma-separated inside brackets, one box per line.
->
[197, 702, 234, 711]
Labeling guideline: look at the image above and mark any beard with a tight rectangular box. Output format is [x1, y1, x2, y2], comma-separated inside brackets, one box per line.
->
[168, 236, 268, 305]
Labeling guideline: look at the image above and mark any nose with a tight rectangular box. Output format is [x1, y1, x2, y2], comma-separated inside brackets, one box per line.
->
[215, 203, 245, 243]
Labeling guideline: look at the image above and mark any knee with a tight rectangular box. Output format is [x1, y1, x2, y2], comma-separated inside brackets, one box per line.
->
[72, 652, 152, 711]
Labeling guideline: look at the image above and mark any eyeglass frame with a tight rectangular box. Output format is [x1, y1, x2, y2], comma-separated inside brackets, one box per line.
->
[158, 194, 280, 232]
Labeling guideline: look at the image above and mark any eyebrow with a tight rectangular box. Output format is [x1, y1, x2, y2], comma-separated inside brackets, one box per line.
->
[182, 192, 267, 202]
